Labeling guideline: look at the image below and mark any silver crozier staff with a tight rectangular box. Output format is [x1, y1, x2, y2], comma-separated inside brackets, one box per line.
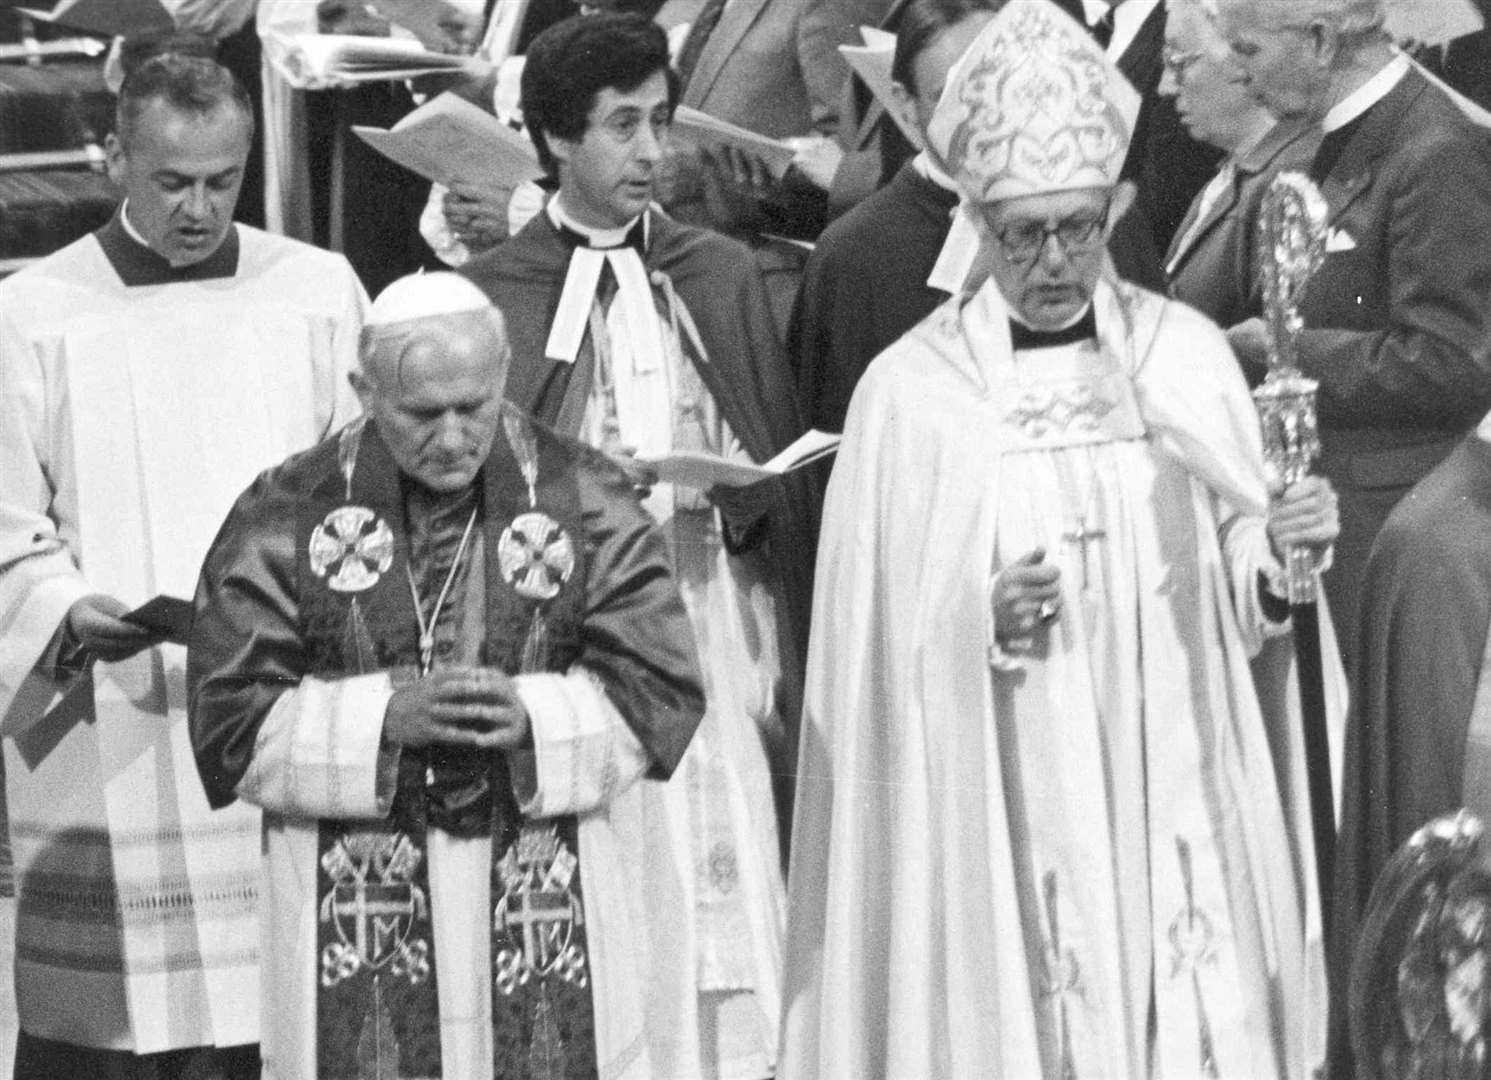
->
[1254, 170, 1334, 929]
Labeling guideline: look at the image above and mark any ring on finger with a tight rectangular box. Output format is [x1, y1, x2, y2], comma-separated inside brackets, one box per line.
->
[1038, 599, 1059, 622]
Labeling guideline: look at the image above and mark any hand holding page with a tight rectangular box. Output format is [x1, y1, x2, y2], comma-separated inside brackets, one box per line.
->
[644, 430, 841, 489]
[671, 106, 797, 179]
[122, 595, 194, 647]
[353, 92, 540, 189]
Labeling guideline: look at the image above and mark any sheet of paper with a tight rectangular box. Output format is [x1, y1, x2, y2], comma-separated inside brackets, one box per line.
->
[1385, 0, 1482, 47]
[645, 430, 841, 489]
[840, 26, 923, 149]
[353, 91, 540, 188]
[671, 105, 797, 179]
[286, 33, 489, 84]
[18, 0, 173, 38]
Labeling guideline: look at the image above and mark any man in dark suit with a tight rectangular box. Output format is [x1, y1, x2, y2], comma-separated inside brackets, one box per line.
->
[1217, 0, 1491, 666]
[1160, 0, 1320, 335]
[656, 0, 877, 331]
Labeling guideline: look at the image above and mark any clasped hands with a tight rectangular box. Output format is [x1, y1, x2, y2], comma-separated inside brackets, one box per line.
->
[991, 477, 1340, 646]
[383, 667, 530, 751]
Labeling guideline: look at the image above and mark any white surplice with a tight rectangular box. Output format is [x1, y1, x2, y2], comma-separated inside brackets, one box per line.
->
[241, 660, 665, 1080]
[780, 276, 1340, 1080]
[563, 204, 786, 1080]
[0, 226, 365, 1052]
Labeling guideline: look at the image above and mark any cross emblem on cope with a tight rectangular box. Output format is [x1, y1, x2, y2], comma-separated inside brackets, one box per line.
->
[493, 825, 588, 996]
[309, 505, 395, 592]
[319, 832, 430, 987]
[497, 512, 575, 601]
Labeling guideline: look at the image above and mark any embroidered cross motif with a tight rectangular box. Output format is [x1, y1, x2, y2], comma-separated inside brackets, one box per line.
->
[318, 832, 431, 986]
[1170, 837, 1221, 1078]
[1040, 871, 1082, 1080]
[493, 825, 588, 997]
[309, 506, 395, 593]
[497, 512, 576, 601]
[1007, 386, 1118, 441]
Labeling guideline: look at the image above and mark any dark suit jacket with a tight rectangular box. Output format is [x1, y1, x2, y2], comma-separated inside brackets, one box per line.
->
[1165, 120, 1321, 336]
[1298, 65, 1491, 660]
[657, 0, 875, 330]
[660, 0, 868, 233]
[1049, 0, 1222, 252]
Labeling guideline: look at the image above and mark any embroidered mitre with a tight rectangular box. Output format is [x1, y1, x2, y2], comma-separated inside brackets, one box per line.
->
[926, 0, 1140, 203]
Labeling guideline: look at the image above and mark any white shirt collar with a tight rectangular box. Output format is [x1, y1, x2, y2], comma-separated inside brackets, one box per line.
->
[1322, 53, 1410, 133]
[912, 151, 959, 193]
[119, 200, 151, 248]
[546, 192, 643, 248]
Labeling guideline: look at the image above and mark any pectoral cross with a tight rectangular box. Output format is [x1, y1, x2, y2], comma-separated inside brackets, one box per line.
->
[1062, 513, 1106, 592]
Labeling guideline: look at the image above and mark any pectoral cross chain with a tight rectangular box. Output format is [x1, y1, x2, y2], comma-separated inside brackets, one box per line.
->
[1062, 515, 1106, 592]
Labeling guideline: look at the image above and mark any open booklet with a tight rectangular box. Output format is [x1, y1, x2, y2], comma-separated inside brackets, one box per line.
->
[642, 429, 841, 490]
[671, 105, 797, 179]
[282, 33, 491, 84]
[353, 92, 540, 189]
[17, 0, 173, 38]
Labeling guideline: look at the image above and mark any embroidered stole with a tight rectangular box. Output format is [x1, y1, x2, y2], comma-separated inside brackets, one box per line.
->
[299, 413, 599, 1080]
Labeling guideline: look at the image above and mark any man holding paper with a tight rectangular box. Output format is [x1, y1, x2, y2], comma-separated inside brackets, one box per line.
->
[463, 15, 815, 1079]
[0, 54, 364, 1079]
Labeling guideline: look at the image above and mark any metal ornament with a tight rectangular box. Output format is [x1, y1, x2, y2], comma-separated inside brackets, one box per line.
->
[1254, 171, 1330, 604]
[498, 511, 576, 601]
[319, 832, 432, 987]
[493, 825, 589, 996]
[310, 505, 395, 593]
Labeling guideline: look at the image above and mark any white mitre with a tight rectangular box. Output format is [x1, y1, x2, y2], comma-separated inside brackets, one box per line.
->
[367, 271, 494, 327]
[926, 0, 1141, 203]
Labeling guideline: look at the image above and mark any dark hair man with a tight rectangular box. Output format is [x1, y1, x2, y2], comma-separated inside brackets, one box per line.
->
[462, 14, 816, 1078]
[0, 53, 365, 1079]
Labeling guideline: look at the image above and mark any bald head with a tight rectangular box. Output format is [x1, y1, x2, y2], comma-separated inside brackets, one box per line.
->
[353, 274, 512, 493]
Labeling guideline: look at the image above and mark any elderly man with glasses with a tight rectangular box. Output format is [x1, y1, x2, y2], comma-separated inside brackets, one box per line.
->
[1159, 0, 1321, 335]
[780, 3, 1343, 1078]
[1215, 0, 1491, 671]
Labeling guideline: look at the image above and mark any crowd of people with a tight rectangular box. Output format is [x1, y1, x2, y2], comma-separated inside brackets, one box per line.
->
[2, 0, 1491, 1077]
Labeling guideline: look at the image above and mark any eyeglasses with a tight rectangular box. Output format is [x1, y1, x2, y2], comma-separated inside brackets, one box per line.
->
[1162, 48, 1202, 85]
[992, 204, 1110, 264]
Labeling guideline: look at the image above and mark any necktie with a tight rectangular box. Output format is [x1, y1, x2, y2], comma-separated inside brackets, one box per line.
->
[1309, 118, 1363, 184]
[676, 0, 728, 88]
